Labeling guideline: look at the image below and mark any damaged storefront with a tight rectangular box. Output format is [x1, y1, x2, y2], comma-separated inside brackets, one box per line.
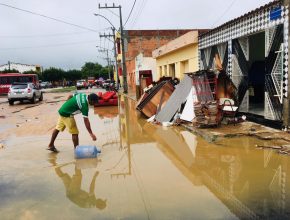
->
[199, 0, 289, 128]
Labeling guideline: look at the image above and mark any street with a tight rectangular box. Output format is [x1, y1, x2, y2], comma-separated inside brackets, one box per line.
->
[0, 89, 289, 219]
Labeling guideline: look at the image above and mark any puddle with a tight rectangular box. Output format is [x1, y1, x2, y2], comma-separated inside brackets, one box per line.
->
[1, 96, 290, 219]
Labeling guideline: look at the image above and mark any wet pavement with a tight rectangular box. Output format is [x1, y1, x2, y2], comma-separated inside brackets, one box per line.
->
[1, 92, 290, 219]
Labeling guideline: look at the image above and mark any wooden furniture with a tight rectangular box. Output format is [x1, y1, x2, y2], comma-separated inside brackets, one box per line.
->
[136, 81, 175, 118]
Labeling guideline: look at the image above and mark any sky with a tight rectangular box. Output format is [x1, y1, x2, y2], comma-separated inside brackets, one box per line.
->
[0, 0, 273, 70]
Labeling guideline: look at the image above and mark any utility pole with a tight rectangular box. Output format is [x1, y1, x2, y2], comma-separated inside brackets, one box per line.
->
[98, 48, 111, 79]
[99, 27, 119, 89]
[99, 3, 128, 93]
[283, 0, 290, 129]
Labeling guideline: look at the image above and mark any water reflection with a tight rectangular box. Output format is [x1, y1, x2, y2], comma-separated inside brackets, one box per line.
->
[48, 154, 107, 209]
[120, 96, 290, 219]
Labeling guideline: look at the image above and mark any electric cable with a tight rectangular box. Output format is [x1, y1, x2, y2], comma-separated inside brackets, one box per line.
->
[211, 0, 238, 28]
[0, 31, 101, 38]
[0, 40, 98, 50]
[124, 0, 137, 27]
[131, 0, 147, 28]
[0, 3, 100, 33]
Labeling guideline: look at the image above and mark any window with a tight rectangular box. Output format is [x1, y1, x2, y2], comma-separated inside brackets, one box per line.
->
[0, 77, 8, 84]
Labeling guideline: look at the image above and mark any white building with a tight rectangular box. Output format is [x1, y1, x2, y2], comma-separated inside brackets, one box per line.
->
[0, 62, 41, 73]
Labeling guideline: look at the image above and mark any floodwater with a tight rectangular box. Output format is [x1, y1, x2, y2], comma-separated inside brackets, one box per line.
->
[1, 95, 290, 219]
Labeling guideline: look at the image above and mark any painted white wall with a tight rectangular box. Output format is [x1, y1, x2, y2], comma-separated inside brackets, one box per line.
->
[0, 63, 40, 73]
[135, 53, 157, 85]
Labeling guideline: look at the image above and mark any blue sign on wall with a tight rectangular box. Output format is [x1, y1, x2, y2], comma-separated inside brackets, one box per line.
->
[270, 6, 282, 21]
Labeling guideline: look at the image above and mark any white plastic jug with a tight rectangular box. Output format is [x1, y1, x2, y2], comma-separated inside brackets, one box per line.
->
[74, 145, 101, 159]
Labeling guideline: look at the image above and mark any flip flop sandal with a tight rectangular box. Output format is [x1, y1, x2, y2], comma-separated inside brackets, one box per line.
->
[46, 146, 59, 153]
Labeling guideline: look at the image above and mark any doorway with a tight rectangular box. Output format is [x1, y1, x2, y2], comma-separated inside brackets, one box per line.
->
[248, 32, 265, 116]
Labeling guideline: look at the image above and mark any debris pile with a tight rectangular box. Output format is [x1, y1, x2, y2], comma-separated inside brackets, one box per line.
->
[194, 101, 219, 127]
[136, 69, 239, 128]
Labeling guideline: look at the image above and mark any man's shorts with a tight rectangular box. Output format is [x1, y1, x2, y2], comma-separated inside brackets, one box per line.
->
[55, 116, 79, 134]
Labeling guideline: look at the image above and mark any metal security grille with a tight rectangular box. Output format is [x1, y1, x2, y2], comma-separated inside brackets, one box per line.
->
[271, 44, 283, 104]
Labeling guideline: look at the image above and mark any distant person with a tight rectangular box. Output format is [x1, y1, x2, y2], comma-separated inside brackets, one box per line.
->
[47, 92, 99, 152]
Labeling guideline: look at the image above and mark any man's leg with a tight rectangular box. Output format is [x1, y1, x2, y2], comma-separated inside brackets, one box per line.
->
[72, 134, 79, 148]
[48, 129, 59, 148]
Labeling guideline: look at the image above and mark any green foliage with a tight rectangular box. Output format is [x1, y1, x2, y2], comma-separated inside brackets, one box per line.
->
[41, 62, 114, 82]
[64, 70, 82, 81]
[42, 67, 65, 82]
[23, 70, 42, 80]
[81, 62, 105, 79]
[0, 68, 19, 73]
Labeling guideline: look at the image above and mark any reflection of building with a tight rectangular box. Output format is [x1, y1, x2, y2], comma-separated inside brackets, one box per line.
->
[199, 1, 288, 126]
[115, 96, 155, 177]
[0, 62, 41, 73]
[139, 115, 290, 219]
[94, 106, 119, 119]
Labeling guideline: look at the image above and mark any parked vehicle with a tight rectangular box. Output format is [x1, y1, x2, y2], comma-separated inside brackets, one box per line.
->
[0, 73, 39, 94]
[102, 79, 115, 90]
[40, 81, 52, 89]
[76, 80, 88, 90]
[8, 82, 43, 105]
[87, 77, 95, 88]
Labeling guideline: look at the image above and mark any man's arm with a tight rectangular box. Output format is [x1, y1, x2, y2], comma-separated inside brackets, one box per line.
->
[67, 94, 73, 100]
[83, 117, 97, 141]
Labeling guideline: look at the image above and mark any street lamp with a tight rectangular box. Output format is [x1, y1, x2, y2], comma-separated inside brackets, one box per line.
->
[94, 14, 120, 90]
[94, 14, 117, 32]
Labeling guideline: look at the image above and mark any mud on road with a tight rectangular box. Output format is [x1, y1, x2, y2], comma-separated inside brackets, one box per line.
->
[0, 93, 67, 141]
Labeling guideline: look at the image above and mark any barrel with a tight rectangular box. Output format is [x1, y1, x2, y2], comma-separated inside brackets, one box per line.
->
[74, 145, 101, 159]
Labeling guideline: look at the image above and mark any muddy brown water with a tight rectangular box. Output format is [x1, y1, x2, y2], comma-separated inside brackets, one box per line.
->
[0, 95, 290, 219]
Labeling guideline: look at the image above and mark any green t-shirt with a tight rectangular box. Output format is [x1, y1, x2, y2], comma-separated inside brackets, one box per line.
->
[58, 93, 89, 118]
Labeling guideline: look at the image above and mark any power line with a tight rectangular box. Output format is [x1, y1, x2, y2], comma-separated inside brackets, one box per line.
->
[0, 31, 93, 38]
[131, 0, 147, 28]
[211, 0, 238, 28]
[0, 40, 97, 50]
[106, 8, 119, 18]
[0, 3, 100, 33]
[124, 0, 137, 27]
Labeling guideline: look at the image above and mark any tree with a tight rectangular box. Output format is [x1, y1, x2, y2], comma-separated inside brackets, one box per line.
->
[42, 67, 64, 82]
[0, 68, 19, 73]
[64, 70, 82, 81]
[81, 62, 103, 79]
[23, 70, 42, 80]
[99, 65, 113, 79]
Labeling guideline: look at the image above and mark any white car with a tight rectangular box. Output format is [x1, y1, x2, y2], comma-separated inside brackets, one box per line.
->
[8, 82, 43, 105]
[76, 80, 88, 90]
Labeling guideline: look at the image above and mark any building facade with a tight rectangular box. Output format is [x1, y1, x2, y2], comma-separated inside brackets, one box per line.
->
[152, 31, 200, 80]
[199, 0, 289, 127]
[116, 30, 194, 94]
[0, 62, 41, 73]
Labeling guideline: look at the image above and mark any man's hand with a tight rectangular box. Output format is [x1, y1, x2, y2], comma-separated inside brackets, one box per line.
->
[90, 133, 97, 141]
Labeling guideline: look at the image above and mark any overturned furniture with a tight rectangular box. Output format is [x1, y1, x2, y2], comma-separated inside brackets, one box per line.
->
[155, 75, 193, 123]
[136, 80, 175, 118]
